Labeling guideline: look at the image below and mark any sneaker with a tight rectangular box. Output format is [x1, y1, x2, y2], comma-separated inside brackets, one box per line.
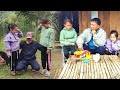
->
[45, 71, 50, 77]
[32, 69, 36, 72]
[10, 71, 16, 76]
[40, 69, 46, 75]
[32, 69, 39, 72]
[16, 71, 21, 75]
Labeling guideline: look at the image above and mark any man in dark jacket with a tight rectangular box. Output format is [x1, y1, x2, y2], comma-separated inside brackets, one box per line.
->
[16, 32, 41, 74]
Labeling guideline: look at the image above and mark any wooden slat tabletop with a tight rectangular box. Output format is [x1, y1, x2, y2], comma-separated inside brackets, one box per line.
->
[58, 55, 120, 79]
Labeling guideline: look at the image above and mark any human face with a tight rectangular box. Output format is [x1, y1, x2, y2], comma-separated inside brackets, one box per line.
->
[42, 23, 50, 28]
[64, 22, 72, 30]
[90, 21, 99, 31]
[110, 34, 117, 42]
[26, 38, 33, 44]
[11, 27, 19, 33]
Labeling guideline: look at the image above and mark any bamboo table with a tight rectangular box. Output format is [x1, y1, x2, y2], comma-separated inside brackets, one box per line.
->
[58, 55, 120, 79]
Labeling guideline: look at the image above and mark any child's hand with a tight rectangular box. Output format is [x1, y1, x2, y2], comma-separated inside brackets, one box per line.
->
[46, 49, 50, 54]
[6, 52, 11, 57]
[38, 24, 42, 29]
[65, 39, 68, 42]
[16, 28, 21, 33]
[70, 43, 75, 46]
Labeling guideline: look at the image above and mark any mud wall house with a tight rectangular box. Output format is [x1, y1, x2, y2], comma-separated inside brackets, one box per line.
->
[52, 11, 120, 41]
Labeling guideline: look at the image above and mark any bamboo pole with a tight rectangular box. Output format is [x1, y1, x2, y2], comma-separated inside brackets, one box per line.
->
[79, 61, 84, 79]
[102, 55, 111, 79]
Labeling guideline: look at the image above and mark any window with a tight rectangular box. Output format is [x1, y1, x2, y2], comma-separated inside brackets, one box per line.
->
[90, 11, 98, 19]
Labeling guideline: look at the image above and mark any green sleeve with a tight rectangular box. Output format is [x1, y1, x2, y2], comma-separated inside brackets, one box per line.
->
[60, 30, 70, 46]
[68, 30, 77, 43]
[47, 29, 55, 50]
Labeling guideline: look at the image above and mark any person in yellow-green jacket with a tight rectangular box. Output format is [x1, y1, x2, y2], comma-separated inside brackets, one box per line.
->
[60, 19, 77, 63]
[37, 18, 55, 77]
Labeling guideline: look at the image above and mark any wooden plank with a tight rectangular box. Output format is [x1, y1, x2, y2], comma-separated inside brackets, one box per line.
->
[86, 63, 89, 79]
[74, 61, 80, 79]
[87, 60, 91, 79]
[104, 55, 115, 79]
[109, 55, 120, 79]
[94, 61, 98, 79]
[99, 11, 110, 38]
[98, 55, 104, 79]
[100, 55, 108, 79]
[69, 62, 76, 79]
[95, 61, 101, 79]
[79, 61, 84, 79]
[62, 61, 72, 79]
[88, 61, 91, 79]
[107, 55, 119, 79]
[82, 62, 87, 79]
[76, 61, 81, 79]
[101, 55, 111, 79]
[108, 55, 119, 79]
[72, 62, 78, 79]
[65, 61, 74, 79]
[80, 11, 90, 33]
[112, 56, 120, 70]
[91, 60, 95, 79]
[54, 69, 59, 79]
[58, 60, 70, 79]
[110, 11, 120, 39]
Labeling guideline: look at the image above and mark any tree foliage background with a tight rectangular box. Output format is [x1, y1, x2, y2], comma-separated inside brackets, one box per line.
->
[0, 11, 57, 42]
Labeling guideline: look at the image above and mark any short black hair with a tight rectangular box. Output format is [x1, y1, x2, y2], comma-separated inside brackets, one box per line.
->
[91, 18, 101, 25]
[110, 30, 118, 38]
[8, 23, 17, 31]
[64, 19, 73, 24]
[0, 51, 9, 65]
[41, 18, 50, 24]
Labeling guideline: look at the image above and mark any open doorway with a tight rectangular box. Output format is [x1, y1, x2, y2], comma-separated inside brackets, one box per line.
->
[52, 11, 79, 41]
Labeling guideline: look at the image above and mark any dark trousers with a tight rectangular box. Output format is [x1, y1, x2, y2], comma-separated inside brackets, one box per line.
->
[9, 50, 19, 71]
[105, 49, 119, 55]
[16, 60, 40, 71]
[63, 45, 76, 59]
[41, 45, 51, 71]
[83, 44, 105, 55]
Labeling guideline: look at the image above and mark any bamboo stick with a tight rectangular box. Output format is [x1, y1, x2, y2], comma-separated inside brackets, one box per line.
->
[108, 55, 120, 79]
[104, 55, 114, 79]
[79, 61, 84, 79]
[101, 55, 111, 79]
[58, 60, 70, 79]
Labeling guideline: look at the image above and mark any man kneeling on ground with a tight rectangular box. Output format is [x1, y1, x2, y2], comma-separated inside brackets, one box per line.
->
[16, 32, 41, 74]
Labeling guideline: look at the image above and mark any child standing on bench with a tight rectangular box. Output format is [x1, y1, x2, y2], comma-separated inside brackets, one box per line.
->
[105, 30, 120, 55]
[4, 23, 23, 75]
[60, 19, 77, 64]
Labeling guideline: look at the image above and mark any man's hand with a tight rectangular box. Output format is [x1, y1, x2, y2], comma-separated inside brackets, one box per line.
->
[92, 30, 96, 35]
[78, 44, 84, 51]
